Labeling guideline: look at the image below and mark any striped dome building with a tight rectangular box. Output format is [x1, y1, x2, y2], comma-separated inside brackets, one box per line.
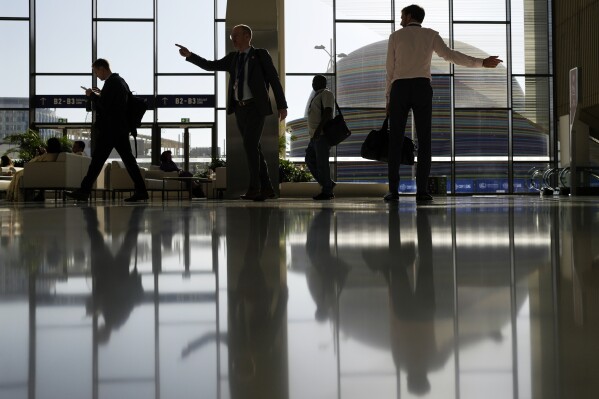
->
[287, 39, 549, 193]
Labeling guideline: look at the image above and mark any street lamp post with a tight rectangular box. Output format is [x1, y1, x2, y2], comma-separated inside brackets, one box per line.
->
[314, 39, 347, 73]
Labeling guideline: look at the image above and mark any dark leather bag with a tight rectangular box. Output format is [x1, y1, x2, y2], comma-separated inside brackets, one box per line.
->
[323, 100, 351, 146]
[360, 117, 416, 165]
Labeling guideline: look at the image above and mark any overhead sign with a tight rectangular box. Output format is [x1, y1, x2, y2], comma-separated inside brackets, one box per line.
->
[34, 95, 217, 109]
[157, 95, 215, 108]
[35, 95, 88, 108]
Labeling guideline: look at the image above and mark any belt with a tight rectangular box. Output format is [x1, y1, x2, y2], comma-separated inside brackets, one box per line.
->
[236, 98, 255, 107]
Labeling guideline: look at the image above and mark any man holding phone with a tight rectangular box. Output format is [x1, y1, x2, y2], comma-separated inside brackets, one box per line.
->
[176, 24, 288, 201]
[66, 58, 148, 202]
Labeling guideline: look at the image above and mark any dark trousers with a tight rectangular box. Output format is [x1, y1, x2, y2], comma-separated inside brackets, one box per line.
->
[305, 136, 333, 194]
[81, 129, 147, 194]
[388, 78, 433, 194]
[234, 103, 273, 192]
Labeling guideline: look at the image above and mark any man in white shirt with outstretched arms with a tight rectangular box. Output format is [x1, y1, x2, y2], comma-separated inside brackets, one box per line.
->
[385, 4, 502, 203]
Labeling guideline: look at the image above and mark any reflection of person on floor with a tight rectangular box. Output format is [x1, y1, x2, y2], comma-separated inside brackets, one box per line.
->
[363, 208, 436, 396]
[84, 206, 146, 344]
[305, 209, 350, 322]
[228, 208, 287, 399]
[180, 208, 288, 399]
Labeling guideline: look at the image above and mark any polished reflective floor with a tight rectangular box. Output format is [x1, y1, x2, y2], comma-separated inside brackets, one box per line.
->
[1, 196, 599, 399]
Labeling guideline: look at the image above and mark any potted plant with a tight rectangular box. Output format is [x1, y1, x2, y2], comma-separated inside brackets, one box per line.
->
[2, 129, 73, 166]
[278, 129, 316, 197]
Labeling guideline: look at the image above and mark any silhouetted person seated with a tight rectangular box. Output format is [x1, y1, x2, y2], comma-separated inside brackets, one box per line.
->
[1, 155, 14, 168]
[159, 150, 205, 198]
[6, 137, 61, 202]
[72, 140, 87, 156]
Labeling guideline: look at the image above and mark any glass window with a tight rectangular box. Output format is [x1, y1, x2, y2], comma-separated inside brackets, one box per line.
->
[454, 24, 508, 108]
[158, 76, 214, 96]
[158, 109, 214, 123]
[511, 0, 550, 75]
[36, 0, 91, 73]
[0, 1, 28, 17]
[156, 73, 215, 122]
[512, 77, 550, 158]
[157, 0, 214, 73]
[432, 75, 452, 157]
[453, 0, 507, 21]
[285, 0, 333, 73]
[216, 22, 227, 59]
[35, 76, 93, 123]
[394, 0, 449, 38]
[336, 22, 393, 64]
[97, 22, 154, 94]
[336, 0, 390, 20]
[189, 127, 214, 164]
[455, 110, 509, 157]
[97, 0, 153, 19]
[285, 75, 317, 125]
[455, 162, 509, 193]
[217, 109, 227, 158]
[0, 22, 28, 98]
[217, 72, 227, 109]
[216, 0, 227, 20]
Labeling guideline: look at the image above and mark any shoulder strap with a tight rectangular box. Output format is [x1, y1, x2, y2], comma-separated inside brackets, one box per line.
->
[333, 99, 343, 117]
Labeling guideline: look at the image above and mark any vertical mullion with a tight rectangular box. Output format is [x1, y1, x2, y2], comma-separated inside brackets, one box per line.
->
[332, 0, 338, 184]
[212, 0, 218, 160]
[507, 0, 514, 193]
[28, 0, 35, 130]
[449, 0, 456, 194]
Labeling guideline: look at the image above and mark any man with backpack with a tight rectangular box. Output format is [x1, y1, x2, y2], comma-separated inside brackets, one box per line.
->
[66, 58, 148, 202]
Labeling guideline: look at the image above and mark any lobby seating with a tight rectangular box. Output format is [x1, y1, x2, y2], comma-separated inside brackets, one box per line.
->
[109, 160, 147, 200]
[21, 152, 91, 195]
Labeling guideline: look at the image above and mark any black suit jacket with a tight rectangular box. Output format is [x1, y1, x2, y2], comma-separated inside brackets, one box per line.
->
[186, 47, 287, 116]
[89, 73, 130, 135]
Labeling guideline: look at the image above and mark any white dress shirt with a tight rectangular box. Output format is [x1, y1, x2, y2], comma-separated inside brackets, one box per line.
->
[386, 23, 483, 99]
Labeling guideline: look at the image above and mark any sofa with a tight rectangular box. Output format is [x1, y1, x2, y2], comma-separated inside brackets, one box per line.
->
[109, 160, 148, 199]
[21, 152, 91, 192]
[0, 167, 23, 198]
[143, 165, 189, 200]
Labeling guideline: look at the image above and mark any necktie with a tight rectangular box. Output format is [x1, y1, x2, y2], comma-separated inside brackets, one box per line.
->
[237, 52, 245, 100]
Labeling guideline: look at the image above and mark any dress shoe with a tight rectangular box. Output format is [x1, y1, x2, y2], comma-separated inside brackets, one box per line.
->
[65, 190, 90, 201]
[383, 192, 399, 202]
[415, 193, 433, 202]
[313, 192, 335, 200]
[124, 192, 149, 202]
[261, 188, 277, 199]
[240, 191, 265, 201]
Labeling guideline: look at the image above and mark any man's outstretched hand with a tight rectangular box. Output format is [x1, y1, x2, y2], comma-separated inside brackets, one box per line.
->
[483, 56, 503, 68]
[175, 44, 191, 58]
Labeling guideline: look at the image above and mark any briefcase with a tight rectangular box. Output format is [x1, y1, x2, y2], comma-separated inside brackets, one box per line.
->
[360, 117, 415, 165]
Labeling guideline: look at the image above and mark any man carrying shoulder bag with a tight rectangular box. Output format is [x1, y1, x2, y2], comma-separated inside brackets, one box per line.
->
[305, 75, 336, 200]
